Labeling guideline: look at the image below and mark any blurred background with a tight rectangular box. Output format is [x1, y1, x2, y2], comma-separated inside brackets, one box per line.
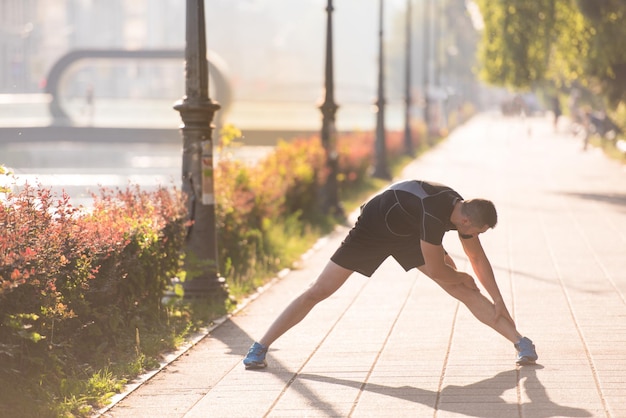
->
[0, 0, 503, 133]
[3, 0, 625, 206]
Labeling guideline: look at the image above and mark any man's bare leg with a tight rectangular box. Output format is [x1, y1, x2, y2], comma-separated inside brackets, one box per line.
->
[258, 261, 353, 347]
[420, 263, 522, 343]
[441, 282, 522, 342]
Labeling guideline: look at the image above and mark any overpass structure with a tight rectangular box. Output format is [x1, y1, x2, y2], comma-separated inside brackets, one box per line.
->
[43, 49, 233, 126]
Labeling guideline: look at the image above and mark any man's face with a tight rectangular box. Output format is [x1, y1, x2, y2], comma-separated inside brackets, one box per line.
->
[457, 221, 490, 237]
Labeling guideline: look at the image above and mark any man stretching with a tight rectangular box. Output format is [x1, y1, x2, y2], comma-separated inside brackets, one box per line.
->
[243, 180, 538, 369]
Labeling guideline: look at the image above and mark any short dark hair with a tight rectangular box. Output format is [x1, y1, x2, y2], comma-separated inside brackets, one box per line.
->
[461, 199, 497, 228]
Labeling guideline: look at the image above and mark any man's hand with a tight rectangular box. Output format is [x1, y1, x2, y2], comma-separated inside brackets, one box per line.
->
[494, 299, 516, 325]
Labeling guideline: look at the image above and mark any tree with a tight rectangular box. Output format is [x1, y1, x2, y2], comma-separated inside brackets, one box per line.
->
[575, 0, 626, 106]
[475, 0, 626, 108]
[476, 0, 556, 90]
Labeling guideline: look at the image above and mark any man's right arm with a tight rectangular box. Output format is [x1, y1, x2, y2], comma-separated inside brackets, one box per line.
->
[420, 240, 479, 290]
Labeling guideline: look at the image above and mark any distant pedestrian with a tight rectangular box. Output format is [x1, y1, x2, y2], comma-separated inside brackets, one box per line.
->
[84, 84, 94, 123]
[243, 180, 539, 369]
[581, 108, 591, 151]
[552, 96, 561, 132]
[568, 89, 582, 132]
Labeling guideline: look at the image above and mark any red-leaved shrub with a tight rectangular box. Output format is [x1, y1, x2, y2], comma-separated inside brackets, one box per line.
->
[0, 181, 187, 377]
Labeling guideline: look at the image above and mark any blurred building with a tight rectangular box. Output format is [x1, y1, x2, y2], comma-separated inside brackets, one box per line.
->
[1, 0, 493, 128]
[0, 0, 386, 103]
[1, 0, 39, 92]
[0, 0, 183, 96]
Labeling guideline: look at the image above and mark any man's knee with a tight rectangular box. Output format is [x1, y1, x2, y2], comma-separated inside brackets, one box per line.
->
[302, 266, 350, 303]
[441, 283, 477, 304]
[303, 282, 334, 303]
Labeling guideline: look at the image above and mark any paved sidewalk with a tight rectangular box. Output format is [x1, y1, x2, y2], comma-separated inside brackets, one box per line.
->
[100, 113, 626, 418]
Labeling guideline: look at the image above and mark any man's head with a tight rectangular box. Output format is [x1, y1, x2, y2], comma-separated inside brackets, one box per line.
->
[453, 198, 497, 237]
[461, 199, 498, 228]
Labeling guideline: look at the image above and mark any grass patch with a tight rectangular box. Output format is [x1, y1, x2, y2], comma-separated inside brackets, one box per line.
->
[0, 299, 217, 417]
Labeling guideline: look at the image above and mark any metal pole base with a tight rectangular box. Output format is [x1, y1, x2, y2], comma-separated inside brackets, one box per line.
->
[182, 276, 229, 301]
[372, 164, 391, 180]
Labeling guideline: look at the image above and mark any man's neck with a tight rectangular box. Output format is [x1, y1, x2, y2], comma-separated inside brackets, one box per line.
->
[450, 200, 464, 227]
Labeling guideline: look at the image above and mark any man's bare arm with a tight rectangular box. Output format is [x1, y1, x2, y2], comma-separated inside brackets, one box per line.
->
[459, 235, 502, 300]
[420, 240, 478, 290]
[460, 235, 515, 324]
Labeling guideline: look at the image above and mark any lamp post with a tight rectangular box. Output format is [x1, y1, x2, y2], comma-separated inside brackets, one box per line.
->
[174, 0, 228, 301]
[403, 0, 414, 156]
[433, 0, 440, 88]
[319, 0, 344, 217]
[422, 0, 431, 143]
[373, 0, 391, 180]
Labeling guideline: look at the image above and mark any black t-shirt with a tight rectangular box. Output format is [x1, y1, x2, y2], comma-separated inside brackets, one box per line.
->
[383, 180, 463, 245]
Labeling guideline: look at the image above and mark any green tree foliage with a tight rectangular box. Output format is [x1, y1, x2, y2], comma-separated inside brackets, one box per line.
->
[575, 0, 626, 106]
[476, 0, 626, 108]
[476, 0, 558, 89]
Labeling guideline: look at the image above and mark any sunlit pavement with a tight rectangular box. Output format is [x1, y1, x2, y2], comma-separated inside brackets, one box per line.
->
[99, 112, 624, 417]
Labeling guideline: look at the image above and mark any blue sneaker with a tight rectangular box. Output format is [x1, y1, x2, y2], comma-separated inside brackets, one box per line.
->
[515, 337, 538, 365]
[243, 342, 268, 369]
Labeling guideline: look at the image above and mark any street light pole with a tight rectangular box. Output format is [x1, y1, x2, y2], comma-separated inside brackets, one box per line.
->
[423, 0, 431, 143]
[403, 0, 414, 156]
[319, 0, 344, 218]
[373, 0, 391, 180]
[174, 0, 228, 301]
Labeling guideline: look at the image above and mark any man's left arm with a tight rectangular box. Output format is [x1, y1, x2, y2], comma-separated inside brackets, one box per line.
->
[460, 234, 515, 325]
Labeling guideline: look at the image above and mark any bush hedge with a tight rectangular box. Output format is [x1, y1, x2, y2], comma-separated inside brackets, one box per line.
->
[0, 175, 188, 416]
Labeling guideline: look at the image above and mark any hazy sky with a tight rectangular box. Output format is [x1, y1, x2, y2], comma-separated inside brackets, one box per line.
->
[203, 0, 413, 103]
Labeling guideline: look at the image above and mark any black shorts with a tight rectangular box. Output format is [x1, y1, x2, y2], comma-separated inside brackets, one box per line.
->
[330, 190, 424, 277]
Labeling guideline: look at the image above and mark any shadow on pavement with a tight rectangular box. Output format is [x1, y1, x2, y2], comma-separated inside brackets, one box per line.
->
[559, 191, 626, 210]
[298, 366, 591, 418]
[210, 319, 350, 417]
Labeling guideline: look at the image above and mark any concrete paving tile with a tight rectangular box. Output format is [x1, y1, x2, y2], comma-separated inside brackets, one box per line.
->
[101, 409, 188, 418]
[354, 391, 437, 408]
[350, 408, 436, 418]
[268, 408, 351, 418]
[521, 404, 601, 418]
[269, 396, 355, 417]
[435, 404, 521, 418]
[608, 408, 626, 418]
